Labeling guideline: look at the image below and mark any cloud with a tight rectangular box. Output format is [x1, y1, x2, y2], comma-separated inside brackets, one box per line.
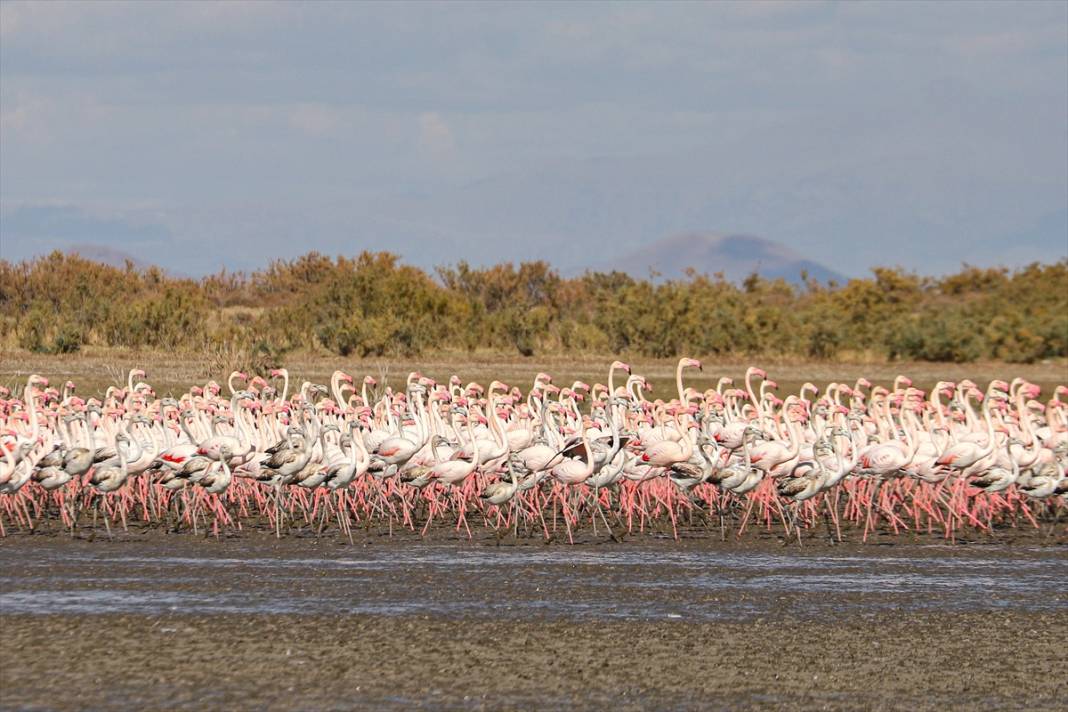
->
[0, 96, 32, 134]
[0, 1, 1064, 275]
[945, 27, 1061, 58]
[288, 103, 339, 137]
[418, 112, 456, 159]
[0, 2, 22, 38]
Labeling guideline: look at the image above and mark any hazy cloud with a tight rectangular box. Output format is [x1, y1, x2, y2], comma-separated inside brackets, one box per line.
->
[1, 0, 1065, 275]
[289, 103, 339, 137]
[418, 112, 456, 159]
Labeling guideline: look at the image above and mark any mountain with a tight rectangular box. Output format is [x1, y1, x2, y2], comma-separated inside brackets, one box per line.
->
[66, 244, 152, 270]
[589, 233, 848, 285]
[62, 244, 192, 278]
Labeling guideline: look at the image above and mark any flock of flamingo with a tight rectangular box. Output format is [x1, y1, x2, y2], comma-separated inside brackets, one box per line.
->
[1, 360, 1066, 544]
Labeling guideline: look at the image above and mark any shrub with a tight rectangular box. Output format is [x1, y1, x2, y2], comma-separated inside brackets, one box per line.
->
[2, 251, 1065, 363]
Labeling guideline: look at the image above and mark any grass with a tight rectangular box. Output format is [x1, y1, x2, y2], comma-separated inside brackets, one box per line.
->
[2, 347, 1064, 400]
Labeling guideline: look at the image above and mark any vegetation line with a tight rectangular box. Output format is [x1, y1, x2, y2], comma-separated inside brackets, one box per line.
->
[3, 251, 1065, 365]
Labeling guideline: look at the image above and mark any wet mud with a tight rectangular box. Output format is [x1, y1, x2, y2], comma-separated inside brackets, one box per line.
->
[1, 535, 1065, 710]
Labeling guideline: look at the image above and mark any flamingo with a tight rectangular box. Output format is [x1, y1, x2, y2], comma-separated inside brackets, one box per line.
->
[0, 363, 1063, 544]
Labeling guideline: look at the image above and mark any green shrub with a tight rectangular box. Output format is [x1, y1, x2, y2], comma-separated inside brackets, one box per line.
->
[2, 251, 1065, 362]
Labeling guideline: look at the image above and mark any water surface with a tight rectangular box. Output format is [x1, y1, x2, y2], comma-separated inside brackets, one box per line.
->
[3, 542, 1064, 619]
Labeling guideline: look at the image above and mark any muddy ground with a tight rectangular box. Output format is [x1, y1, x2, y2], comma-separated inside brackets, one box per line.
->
[2, 611, 1065, 711]
[1, 534, 1065, 711]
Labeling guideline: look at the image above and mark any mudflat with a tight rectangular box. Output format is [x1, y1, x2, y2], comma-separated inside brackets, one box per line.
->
[2, 611, 1065, 711]
[1, 535, 1065, 711]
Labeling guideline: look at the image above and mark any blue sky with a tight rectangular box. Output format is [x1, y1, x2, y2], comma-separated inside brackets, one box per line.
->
[1, 0, 1066, 277]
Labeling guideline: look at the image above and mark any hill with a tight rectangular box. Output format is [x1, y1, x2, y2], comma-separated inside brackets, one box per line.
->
[591, 233, 847, 285]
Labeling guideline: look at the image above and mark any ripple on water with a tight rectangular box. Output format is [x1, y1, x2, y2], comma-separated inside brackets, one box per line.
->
[1, 545, 1065, 619]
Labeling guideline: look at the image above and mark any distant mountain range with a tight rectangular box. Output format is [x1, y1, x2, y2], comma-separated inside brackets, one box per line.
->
[50, 234, 847, 286]
[66, 244, 152, 270]
[61, 244, 191, 278]
[589, 233, 847, 285]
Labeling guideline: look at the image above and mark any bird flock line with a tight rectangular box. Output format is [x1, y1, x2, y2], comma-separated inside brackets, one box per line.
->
[2, 360, 1066, 543]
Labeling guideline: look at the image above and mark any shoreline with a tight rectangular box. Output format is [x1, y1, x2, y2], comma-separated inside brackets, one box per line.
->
[3, 517, 1066, 550]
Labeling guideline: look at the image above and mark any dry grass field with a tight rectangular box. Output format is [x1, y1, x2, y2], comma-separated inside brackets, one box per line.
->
[2, 347, 1065, 399]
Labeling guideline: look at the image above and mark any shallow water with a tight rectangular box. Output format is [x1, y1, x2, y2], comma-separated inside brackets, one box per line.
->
[2, 542, 1065, 619]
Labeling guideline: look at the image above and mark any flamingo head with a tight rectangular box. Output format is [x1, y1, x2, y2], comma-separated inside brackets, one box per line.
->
[612, 361, 631, 374]
[681, 358, 703, 371]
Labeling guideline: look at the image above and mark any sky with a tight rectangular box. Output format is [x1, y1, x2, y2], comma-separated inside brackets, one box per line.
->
[1, 0, 1066, 277]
